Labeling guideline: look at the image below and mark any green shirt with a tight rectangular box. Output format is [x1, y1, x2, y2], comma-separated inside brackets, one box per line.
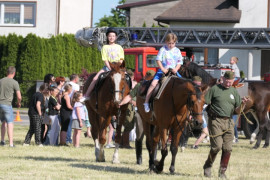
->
[0, 77, 20, 105]
[205, 84, 241, 117]
[130, 82, 141, 101]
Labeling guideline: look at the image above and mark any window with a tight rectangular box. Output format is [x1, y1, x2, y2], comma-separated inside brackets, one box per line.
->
[0, 2, 36, 26]
[146, 55, 158, 68]
[138, 54, 143, 72]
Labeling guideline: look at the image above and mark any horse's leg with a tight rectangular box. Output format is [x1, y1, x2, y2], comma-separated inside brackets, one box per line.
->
[253, 128, 264, 149]
[143, 121, 155, 172]
[254, 110, 267, 149]
[169, 126, 183, 174]
[263, 112, 270, 148]
[263, 127, 270, 148]
[249, 110, 259, 144]
[97, 117, 107, 162]
[87, 106, 100, 161]
[112, 108, 126, 164]
[155, 128, 167, 173]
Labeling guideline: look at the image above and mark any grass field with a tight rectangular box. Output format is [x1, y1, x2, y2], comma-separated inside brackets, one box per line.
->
[0, 125, 269, 180]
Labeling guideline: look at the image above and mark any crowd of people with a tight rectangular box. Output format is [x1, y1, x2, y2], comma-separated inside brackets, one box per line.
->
[0, 28, 247, 179]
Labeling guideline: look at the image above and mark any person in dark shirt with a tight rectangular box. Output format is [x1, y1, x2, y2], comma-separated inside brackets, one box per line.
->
[47, 86, 61, 145]
[23, 84, 48, 146]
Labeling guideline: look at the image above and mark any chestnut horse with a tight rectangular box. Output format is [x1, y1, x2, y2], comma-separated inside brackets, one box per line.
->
[244, 82, 270, 149]
[137, 77, 205, 173]
[84, 62, 130, 163]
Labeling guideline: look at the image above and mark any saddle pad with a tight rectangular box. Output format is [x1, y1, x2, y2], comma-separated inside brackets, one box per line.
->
[155, 75, 177, 100]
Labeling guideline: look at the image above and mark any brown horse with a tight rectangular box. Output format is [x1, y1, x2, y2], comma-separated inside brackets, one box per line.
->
[243, 82, 270, 149]
[84, 61, 130, 163]
[137, 77, 206, 173]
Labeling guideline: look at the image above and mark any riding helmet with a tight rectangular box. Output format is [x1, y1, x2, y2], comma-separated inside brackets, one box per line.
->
[106, 27, 118, 36]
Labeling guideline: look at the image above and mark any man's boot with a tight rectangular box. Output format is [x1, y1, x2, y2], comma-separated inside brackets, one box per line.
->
[203, 150, 218, 177]
[135, 139, 142, 164]
[219, 151, 231, 179]
[120, 131, 132, 149]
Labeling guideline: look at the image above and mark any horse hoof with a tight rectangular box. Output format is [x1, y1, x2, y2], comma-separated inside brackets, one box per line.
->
[263, 144, 269, 148]
[96, 159, 105, 162]
[112, 159, 120, 164]
[253, 145, 259, 149]
[169, 166, 175, 174]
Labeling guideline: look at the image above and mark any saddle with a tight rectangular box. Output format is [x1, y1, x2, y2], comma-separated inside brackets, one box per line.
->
[139, 69, 178, 111]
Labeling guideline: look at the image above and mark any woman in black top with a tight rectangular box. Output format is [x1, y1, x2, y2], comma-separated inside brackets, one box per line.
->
[59, 84, 73, 145]
[24, 84, 48, 146]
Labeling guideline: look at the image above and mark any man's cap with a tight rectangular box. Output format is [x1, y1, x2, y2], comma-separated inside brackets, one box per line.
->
[192, 76, 202, 82]
[224, 71, 234, 80]
[145, 70, 155, 80]
[127, 69, 134, 76]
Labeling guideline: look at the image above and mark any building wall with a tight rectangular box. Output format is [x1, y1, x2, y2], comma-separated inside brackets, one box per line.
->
[130, 1, 179, 27]
[170, 0, 268, 80]
[59, 0, 92, 34]
[0, 0, 92, 37]
[0, 0, 57, 38]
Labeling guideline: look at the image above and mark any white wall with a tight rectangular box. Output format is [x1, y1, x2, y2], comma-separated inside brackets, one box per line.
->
[59, 0, 92, 34]
[236, 0, 268, 28]
[219, 49, 261, 80]
[0, 0, 57, 38]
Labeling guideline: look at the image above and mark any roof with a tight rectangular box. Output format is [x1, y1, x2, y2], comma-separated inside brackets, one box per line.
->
[154, 0, 241, 24]
[117, 0, 176, 10]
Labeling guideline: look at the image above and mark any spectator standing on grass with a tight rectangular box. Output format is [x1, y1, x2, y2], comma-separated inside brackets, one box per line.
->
[59, 84, 73, 145]
[55, 76, 66, 104]
[71, 91, 84, 148]
[23, 84, 48, 146]
[0, 66, 21, 147]
[47, 86, 61, 145]
[230, 56, 240, 143]
[66, 74, 80, 144]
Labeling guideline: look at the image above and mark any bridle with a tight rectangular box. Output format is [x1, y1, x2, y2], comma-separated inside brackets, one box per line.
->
[171, 78, 203, 130]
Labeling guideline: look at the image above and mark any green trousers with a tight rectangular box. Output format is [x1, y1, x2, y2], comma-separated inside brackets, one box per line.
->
[208, 117, 234, 153]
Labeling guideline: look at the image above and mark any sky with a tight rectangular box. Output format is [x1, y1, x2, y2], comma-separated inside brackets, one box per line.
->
[93, 0, 120, 26]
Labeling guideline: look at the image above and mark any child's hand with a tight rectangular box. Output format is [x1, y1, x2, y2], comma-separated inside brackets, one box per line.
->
[79, 121, 83, 128]
[172, 68, 178, 75]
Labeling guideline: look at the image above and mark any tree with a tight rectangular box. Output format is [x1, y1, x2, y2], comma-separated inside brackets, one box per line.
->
[95, 0, 126, 27]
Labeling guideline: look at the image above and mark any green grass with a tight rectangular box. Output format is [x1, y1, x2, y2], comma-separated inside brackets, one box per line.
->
[0, 125, 269, 180]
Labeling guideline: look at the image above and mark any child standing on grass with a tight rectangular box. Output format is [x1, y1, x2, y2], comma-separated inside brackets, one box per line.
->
[71, 92, 85, 148]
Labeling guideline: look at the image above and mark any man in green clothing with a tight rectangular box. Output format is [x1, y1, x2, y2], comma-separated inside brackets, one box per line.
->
[119, 70, 155, 164]
[203, 71, 249, 178]
[0, 66, 21, 147]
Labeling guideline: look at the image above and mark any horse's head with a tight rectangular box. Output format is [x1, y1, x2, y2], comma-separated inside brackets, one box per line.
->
[187, 82, 206, 124]
[109, 61, 129, 104]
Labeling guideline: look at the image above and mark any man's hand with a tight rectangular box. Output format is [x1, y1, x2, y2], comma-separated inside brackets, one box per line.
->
[17, 102, 21, 108]
[242, 96, 250, 104]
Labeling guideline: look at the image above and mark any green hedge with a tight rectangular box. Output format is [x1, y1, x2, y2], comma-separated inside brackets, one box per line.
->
[0, 33, 135, 107]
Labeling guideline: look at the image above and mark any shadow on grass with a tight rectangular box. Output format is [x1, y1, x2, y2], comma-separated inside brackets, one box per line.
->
[71, 163, 193, 177]
[16, 156, 82, 162]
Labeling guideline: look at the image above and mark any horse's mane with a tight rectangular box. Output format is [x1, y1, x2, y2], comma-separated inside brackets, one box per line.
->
[173, 77, 203, 100]
[186, 62, 214, 84]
